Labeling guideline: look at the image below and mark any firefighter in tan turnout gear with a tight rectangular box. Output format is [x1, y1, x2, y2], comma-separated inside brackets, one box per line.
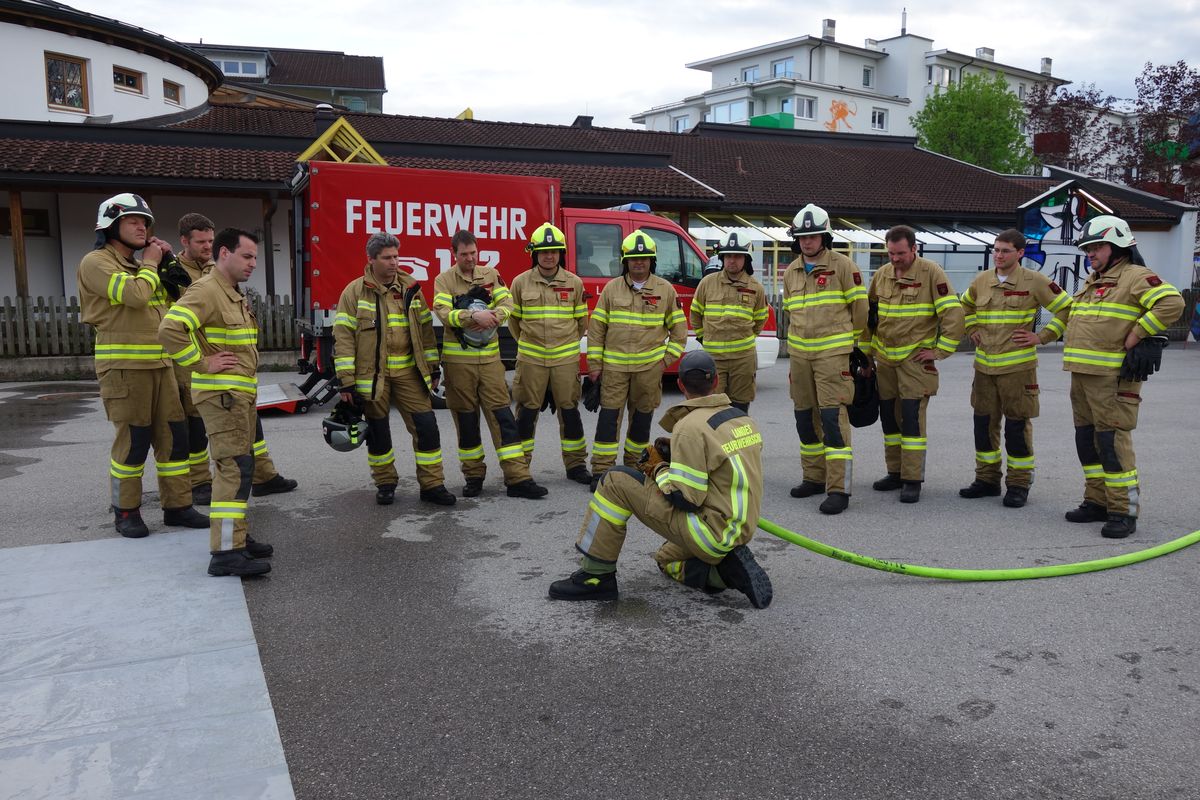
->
[76, 193, 208, 538]
[333, 233, 456, 507]
[689, 231, 769, 413]
[159, 228, 274, 577]
[862, 225, 965, 504]
[586, 229, 688, 490]
[1061, 215, 1183, 538]
[509, 223, 592, 484]
[782, 205, 868, 515]
[433, 230, 547, 499]
[958, 229, 1072, 509]
[549, 350, 772, 609]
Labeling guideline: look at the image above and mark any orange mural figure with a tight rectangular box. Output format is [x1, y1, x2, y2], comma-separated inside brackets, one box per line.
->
[824, 99, 856, 132]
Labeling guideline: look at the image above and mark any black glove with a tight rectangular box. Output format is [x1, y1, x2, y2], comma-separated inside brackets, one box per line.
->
[867, 300, 880, 331]
[581, 375, 602, 412]
[540, 385, 557, 414]
[1120, 335, 1168, 382]
[157, 254, 192, 301]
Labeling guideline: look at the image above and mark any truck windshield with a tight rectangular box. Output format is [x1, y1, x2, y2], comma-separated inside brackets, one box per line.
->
[644, 228, 705, 286]
[574, 222, 623, 278]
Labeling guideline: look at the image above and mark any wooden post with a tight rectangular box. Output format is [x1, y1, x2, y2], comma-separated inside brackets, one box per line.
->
[10, 191, 28, 298]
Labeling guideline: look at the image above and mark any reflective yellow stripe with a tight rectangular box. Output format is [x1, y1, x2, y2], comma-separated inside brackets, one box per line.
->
[974, 347, 1037, 368]
[94, 343, 167, 360]
[1063, 347, 1124, 368]
[517, 340, 581, 359]
[192, 373, 258, 393]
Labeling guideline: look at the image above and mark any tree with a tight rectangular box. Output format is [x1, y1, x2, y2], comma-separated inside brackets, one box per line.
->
[1108, 61, 1200, 189]
[1023, 82, 1116, 175]
[910, 72, 1034, 174]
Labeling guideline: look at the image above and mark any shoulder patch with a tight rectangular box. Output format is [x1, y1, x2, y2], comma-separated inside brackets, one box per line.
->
[937, 282, 949, 296]
[707, 407, 747, 430]
[1146, 276, 1162, 287]
[1049, 282, 1062, 294]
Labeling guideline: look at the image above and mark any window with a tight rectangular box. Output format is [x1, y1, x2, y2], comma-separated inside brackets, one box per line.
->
[741, 66, 760, 83]
[45, 53, 88, 112]
[0, 209, 51, 237]
[672, 115, 690, 133]
[708, 100, 753, 124]
[797, 96, 816, 119]
[341, 96, 367, 112]
[642, 228, 705, 285]
[221, 60, 246, 74]
[928, 65, 954, 87]
[163, 79, 182, 105]
[240, 62, 257, 75]
[862, 66, 874, 88]
[1018, 83, 1026, 99]
[772, 58, 794, 78]
[113, 66, 144, 94]
[574, 223, 623, 278]
[780, 98, 793, 115]
[871, 108, 887, 131]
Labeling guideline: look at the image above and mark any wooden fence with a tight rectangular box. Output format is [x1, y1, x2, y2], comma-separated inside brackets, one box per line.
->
[0, 295, 299, 357]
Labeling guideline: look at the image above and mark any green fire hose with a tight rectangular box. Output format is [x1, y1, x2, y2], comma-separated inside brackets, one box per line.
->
[757, 518, 1200, 581]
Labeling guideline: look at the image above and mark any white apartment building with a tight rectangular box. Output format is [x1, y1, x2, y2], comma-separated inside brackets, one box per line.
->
[633, 19, 1068, 137]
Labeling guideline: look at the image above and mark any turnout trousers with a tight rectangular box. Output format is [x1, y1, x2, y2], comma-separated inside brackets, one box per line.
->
[444, 359, 531, 485]
[970, 368, 1039, 489]
[788, 353, 854, 494]
[1069, 372, 1141, 517]
[875, 357, 939, 483]
[513, 361, 587, 470]
[195, 391, 256, 553]
[361, 368, 445, 490]
[589, 365, 663, 480]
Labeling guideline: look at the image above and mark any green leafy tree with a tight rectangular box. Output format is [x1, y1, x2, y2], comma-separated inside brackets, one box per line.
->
[910, 72, 1035, 173]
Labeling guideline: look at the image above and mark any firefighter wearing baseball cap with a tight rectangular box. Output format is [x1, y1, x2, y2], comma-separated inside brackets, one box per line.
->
[77, 193, 208, 538]
[1062, 214, 1183, 538]
[958, 229, 1073, 509]
[549, 349, 772, 608]
[433, 230, 548, 499]
[689, 231, 769, 412]
[510, 223, 592, 484]
[862, 225, 965, 504]
[586, 229, 687, 489]
[783, 204, 868, 515]
[334, 232, 455, 507]
[159, 227, 274, 577]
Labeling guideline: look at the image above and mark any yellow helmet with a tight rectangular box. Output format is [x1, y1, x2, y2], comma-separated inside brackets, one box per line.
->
[620, 229, 657, 260]
[527, 222, 567, 252]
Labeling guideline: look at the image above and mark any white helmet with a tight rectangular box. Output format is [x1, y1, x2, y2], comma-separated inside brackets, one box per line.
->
[96, 193, 154, 231]
[717, 231, 754, 275]
[1076, 214, 1136, 250]
[789, 203, 832, 236]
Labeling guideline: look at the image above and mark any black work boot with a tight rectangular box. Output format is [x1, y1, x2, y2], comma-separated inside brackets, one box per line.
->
[548, 569, 618, 601]
[507, 479, 549, 499]
[1003, 486, 1029, 508]
[252, 474, 298, 497]
[899, 482, 922, 503]
[114, 508, 149, 539]
[462, 477, 484, 498]
[191, 483, 212, 506]
[245, 536, 274, 558]
[420, 485, 457, 506]
[873, 473, 903, 491]
[819, 492, 849, 515]
[1101, 514, 1137, 539]
[716, 545, 773, 609]
[208, 549, 271, 577]
[163, 506, 209, 528]
[790, 480, 825, 498]
[1065, 502, 1107, 523]
[566, 465, 592, 485]
[960, 480, 1001, 499]
[376, 484, 396, 506]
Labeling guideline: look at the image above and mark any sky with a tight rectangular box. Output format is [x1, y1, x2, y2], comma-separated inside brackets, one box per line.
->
[65, 0, 1200, 128]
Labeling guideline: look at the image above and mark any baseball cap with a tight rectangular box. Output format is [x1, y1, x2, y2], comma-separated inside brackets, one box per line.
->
[678, 349, 716, 379]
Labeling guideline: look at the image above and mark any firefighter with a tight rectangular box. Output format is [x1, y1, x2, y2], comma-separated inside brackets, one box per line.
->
[1062, 215, 1183, 538]
[549, 349, 771, 608]
[432, 230, 548, 499]
[782, 205, 868, 515]
[333, 233, 456, 506]
[689, 231, 769, 413]
[586, 229, 688, 490]
[163, 213, 298, 504]
[76, 193, 208, 538]
[509, 223, 592, 485]
[159, 228, 274, 577]
[862, 225, 965, 504]
[958, 229, 1072, 508]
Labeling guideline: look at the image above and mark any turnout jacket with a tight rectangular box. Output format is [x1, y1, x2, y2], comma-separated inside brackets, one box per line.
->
[782, 249, 868, 359]
[432, 265, 512, 364]
[689, 270, 769, 357]
[333, 266, 439, 399]
[158, 272, 259, 402]
[508, 266, 588, 367]
[655, 393, 763, 560]
[961, 267, 1072, 375]
[77, 244, 172, 373]
[178, 255, 214, 284]
[862, 257, 965, 364]
[587, 273, 687, 373]
[1063, 258, 1184, 376]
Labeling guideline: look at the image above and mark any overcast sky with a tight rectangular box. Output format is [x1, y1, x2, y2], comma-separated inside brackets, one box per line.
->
[68, 0, 1200, 128]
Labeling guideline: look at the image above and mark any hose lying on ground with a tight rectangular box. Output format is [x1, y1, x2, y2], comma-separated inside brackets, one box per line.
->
[757, 518, 1200, 582]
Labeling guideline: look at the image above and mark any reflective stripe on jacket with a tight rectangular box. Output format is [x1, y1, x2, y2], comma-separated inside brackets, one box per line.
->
[432, 265, 511, 363]
[862, 257, 965, 363]
[782, 249, 867, 359]
[690, 270, 769, 357]
[961, 266, 1071, 375]
[77, 244, 172, 372]
[587, 274, 687, 373]
[158, 272, 259, 401]
[508, 267, 587, 366]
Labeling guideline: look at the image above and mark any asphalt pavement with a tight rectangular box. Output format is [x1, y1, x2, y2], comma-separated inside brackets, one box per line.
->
[2, 346, 1199, 800]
